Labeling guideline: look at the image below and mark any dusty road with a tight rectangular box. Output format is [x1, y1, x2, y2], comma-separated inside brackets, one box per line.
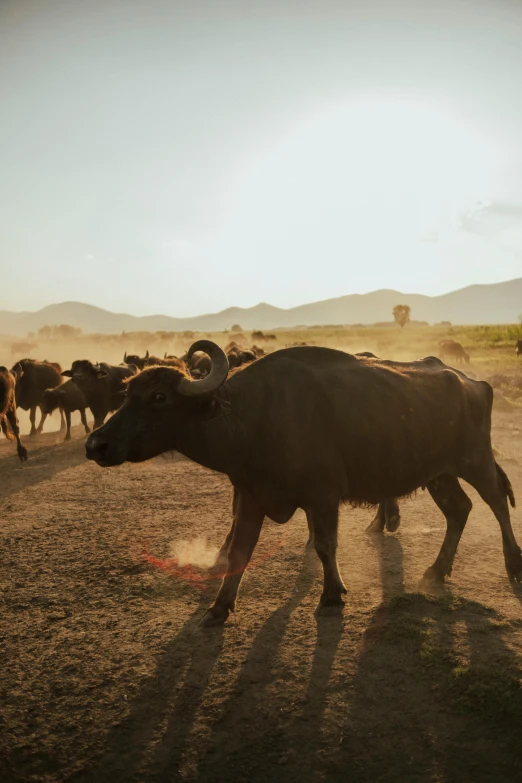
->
[1, 411, 522, 782]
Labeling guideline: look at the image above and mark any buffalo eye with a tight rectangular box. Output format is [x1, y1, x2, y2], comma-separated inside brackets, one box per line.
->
[152, 392, 166, 404]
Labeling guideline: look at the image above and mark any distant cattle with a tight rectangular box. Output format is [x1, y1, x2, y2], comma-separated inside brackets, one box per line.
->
[251, 330, 277, 343]
[10, 341, 38, 357]
[62, 361, 137, 429]
[11, 358, 64, 435]
[0, 367, 28, 462]
[123, 351, 185, 371]
[439, 340, 470, 364]
[41, 380, 91, 441]
[516, 340, 522, 356]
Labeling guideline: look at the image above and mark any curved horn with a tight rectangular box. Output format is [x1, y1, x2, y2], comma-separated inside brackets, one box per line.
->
[124, 351, 127, 361]
[177, 341, 228, 397]
[145, 349, 149, 359]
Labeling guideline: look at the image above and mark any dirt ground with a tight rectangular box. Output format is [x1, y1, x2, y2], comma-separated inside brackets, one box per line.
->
[1, 410, 522, 783]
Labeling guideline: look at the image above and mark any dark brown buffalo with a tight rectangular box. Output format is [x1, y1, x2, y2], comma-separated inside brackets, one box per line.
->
[41, 380, 91, 441]
[86, 341, 520, 626]
[0, 367, 28, 462]
[439, 340, 470, 364]
[226, 347, 257, 370]
[62, 361, 137, 429]
[11, 358, 64, 435]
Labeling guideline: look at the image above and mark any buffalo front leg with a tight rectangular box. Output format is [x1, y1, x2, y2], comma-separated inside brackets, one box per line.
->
[6, 408, 28, 462]
[203, 487, 264, 626]
[36, 406, 48, 435]
[212, 487, 239, 574]
[310, 501, 347, 611]
[80, 408, 91, 435]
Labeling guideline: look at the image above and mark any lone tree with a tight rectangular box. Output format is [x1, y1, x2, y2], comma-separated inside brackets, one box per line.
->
[393, 304, 411, 329]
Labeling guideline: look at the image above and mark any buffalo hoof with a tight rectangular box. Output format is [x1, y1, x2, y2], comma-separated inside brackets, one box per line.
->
[201, 605, 230, 627]
[366, 518, 385, 535]
[505, 550, 522, 585]
[64, 433, 71, 442]
[420, 565, 446, 587]
[317, 601, 345, 617]
[84, 427, 91, 435]
[29, 429, 37, 437]
[17, 446, 28, 463]
[385, 514, 401, 533]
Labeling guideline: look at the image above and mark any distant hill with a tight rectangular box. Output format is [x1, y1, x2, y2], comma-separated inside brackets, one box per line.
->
[0, 278, 521, 335]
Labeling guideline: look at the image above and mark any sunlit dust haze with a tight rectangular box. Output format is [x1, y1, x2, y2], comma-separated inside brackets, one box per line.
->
[2, 0, 522, 317]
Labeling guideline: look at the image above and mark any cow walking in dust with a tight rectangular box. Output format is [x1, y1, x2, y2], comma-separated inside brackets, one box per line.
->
[0, 367, 28, 462]
[11, 359, 64, 435]
[41, 380, 91, 441]
[86, 342, 520, 626]
[439, 340, 470, 364]
[62, 360, 137, 429]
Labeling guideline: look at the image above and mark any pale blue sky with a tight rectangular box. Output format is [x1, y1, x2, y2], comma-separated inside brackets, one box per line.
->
[2, 0, 522, 316]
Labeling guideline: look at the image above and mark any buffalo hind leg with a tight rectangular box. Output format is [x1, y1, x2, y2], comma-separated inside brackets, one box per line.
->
[64, 410, 72, 441]
[29, 406, 38, 436]
[367, 498, 401, 534]
[80, 408, 91, 435]
[36, 407, 48, 435]
[59, 407, 66, 432]
[422, 475, 472, 585]
[6, 408, 28, 462]
[310, 502, 347, 612]
[203, 487, 265, 626]
[465, 461, 522, 583]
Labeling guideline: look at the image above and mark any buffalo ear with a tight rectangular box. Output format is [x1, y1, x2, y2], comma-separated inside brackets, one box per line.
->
[61, 370, 73, 377]
[95, 369, 108, 378]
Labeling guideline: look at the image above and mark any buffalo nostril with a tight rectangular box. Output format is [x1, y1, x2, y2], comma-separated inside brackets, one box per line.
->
[86, 437, 109, 461]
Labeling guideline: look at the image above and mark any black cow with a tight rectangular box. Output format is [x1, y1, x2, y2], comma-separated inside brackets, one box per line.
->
[41, 380, 91, 441]
[11, 359, 64, 435]
[0, 367, 28, 461]
[62, 361, 137, 429]
[86, 341, 520, 626]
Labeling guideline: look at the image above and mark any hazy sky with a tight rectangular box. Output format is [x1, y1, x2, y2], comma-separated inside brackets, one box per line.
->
[2, 0, 522, 316]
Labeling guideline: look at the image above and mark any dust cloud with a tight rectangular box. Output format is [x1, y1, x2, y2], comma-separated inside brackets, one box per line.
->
[168, 536, 219, 569]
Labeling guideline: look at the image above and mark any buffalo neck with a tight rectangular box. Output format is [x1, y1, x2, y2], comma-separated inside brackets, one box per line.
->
[174, 388, 246, 477]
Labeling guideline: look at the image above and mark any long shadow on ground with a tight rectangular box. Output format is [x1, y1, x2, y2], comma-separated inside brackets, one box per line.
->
[0, 431, 88, 499]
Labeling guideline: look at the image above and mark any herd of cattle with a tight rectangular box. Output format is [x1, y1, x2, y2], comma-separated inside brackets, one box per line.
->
[0, 339, 267, 462]
[1, 333, 522, 623]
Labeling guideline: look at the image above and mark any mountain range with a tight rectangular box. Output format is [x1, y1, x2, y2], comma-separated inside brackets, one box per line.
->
[1, 278, 521, 336]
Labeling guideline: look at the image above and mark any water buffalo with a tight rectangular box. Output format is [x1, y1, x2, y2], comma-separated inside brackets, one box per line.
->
[439, 340, 470, 364]
[11, 358, 64, 435]
[41, 380, 91, 441]
[0, 367, 28, 461]
[62, 361, 137, 429]
[86, 341, 520, 626]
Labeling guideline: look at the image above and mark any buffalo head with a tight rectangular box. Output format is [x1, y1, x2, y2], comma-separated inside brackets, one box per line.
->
[85, 341, 229, 466]
[62, 360, 108, 384]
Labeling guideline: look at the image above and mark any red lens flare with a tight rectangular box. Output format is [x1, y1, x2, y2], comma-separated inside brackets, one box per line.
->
[141, 527, 292, 591]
